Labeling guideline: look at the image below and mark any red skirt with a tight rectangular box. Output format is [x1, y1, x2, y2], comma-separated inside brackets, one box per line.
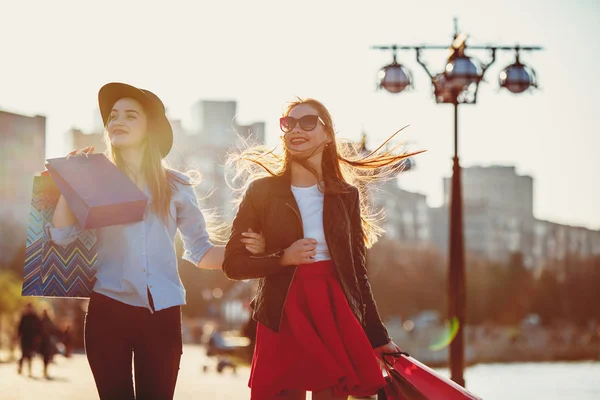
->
[248, 260, 385, 399]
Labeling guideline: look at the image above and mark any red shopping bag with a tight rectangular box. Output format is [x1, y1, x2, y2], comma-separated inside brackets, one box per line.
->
[378, 352, 482, 400]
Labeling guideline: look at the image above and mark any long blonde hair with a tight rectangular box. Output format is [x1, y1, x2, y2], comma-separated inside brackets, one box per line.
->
[227, 98, 424, 248]
[103, 107, 194, 226]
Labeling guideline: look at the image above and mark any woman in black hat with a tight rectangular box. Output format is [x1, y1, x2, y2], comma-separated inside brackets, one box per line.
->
[49, 82, 265, 399]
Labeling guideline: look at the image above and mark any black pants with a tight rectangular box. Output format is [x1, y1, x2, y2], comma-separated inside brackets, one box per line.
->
[18, 340, 35, 374]
[85, 292, 183, 400]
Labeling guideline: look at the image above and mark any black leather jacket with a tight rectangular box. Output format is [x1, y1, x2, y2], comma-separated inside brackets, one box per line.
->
[223, 172, 390, 348]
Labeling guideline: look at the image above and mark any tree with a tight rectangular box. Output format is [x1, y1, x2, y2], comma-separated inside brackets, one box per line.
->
[531, 268, 562, 325]
[465, 254, 505, 325]
[0, 216, 27, 275]
[0, 270, 30, 354]
[562, 254, 600, 326]
[367, 238, 445, 320]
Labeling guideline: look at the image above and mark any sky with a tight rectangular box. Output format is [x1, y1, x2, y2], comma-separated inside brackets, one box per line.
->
[1, 0, 599, 229]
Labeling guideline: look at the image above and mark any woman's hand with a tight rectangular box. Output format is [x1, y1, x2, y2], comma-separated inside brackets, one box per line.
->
[66, 146, 95, 159]
[241, 229, 265, 254]
[279, 238, 318, 266]
[374, 340, 402, 360]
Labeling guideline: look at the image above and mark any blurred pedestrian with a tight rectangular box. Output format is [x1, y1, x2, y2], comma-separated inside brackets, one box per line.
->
[16, 303, 41, 377]
[61, 324, 73, 358]
[39, 309, 58, 379]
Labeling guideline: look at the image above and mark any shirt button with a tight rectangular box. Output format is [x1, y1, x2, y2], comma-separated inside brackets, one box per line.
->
[142, 268, 146, 272]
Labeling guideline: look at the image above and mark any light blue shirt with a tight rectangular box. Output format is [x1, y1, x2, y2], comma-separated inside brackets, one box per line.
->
[47, 172, 214, 312]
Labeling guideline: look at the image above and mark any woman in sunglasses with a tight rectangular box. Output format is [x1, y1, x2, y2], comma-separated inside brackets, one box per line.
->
[224, 98, 419, 399]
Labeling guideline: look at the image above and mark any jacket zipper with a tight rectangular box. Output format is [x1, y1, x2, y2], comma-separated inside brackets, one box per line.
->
[286, 202, 302, 224]
[280, 202, 303, 327]
[324, 195, 367, 327]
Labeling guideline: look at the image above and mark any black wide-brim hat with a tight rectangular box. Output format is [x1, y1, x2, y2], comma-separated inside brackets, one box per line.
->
[98, 82, 173, 158]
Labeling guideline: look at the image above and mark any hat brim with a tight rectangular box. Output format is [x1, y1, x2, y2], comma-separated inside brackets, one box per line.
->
[98, 82, 173, 158]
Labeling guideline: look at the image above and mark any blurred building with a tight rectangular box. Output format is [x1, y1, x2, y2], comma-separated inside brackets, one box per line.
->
[71, 128, 106, 154]
[372, 163, 599, 269]
[531, 220, 600, 275]
[431, 166, 536, 264]
[430, 202, 537, 264]
[374, 180, 430, 244]
[182, 100, 265, 222]
[426, 165, 600, 268]
[0, 110, 46, 217]
[0, 109, 46, 264]
[443, 165, 534, 219]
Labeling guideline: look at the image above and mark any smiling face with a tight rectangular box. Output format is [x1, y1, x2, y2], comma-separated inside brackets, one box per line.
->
[107, 97, 148, 150]
[283, 103, 331, 156]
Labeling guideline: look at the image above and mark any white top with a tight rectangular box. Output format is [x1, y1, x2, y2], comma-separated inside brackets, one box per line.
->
[290, 184, 332, 262]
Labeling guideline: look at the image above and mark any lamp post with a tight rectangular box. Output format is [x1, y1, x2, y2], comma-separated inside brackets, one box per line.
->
[372, 19, 542, 387]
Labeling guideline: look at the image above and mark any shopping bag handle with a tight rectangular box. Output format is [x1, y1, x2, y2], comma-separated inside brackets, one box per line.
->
[382, 351, 410, 367]
[383, 351, 410, 357]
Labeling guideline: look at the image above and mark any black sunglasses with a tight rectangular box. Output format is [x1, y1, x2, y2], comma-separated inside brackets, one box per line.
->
[279, 115, 324, 133]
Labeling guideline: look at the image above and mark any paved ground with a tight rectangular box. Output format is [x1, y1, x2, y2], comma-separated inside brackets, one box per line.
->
[0, 344, 252, 400]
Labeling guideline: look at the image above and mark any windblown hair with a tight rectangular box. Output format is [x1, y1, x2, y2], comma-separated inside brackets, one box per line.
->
[226, 98, 424, 248]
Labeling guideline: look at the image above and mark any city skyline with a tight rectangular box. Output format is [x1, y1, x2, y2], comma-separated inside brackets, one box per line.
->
[0, 0, 598, 230]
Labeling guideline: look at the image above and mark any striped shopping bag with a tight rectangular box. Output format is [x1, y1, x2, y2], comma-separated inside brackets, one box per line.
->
[22, 173, 97, 298]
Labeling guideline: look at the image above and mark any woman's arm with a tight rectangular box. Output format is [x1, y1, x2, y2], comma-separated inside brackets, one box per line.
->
[51, 195, 77, 228]
[223, 182, 286, 280]
[176, 181, 266, 270]
[46, 147, 93, 245]
[197, 245, 225, 269]
[176, 180, 220, 269]
[350, 188, 391, 348]
[48, 194, 83, 247]
[198, 230, 266, 268]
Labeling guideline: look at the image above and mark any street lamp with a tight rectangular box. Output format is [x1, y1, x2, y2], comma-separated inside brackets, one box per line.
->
[499, 49, 539, 94]
[373, 20, 542, 387]
[377, 50, 413, 93]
